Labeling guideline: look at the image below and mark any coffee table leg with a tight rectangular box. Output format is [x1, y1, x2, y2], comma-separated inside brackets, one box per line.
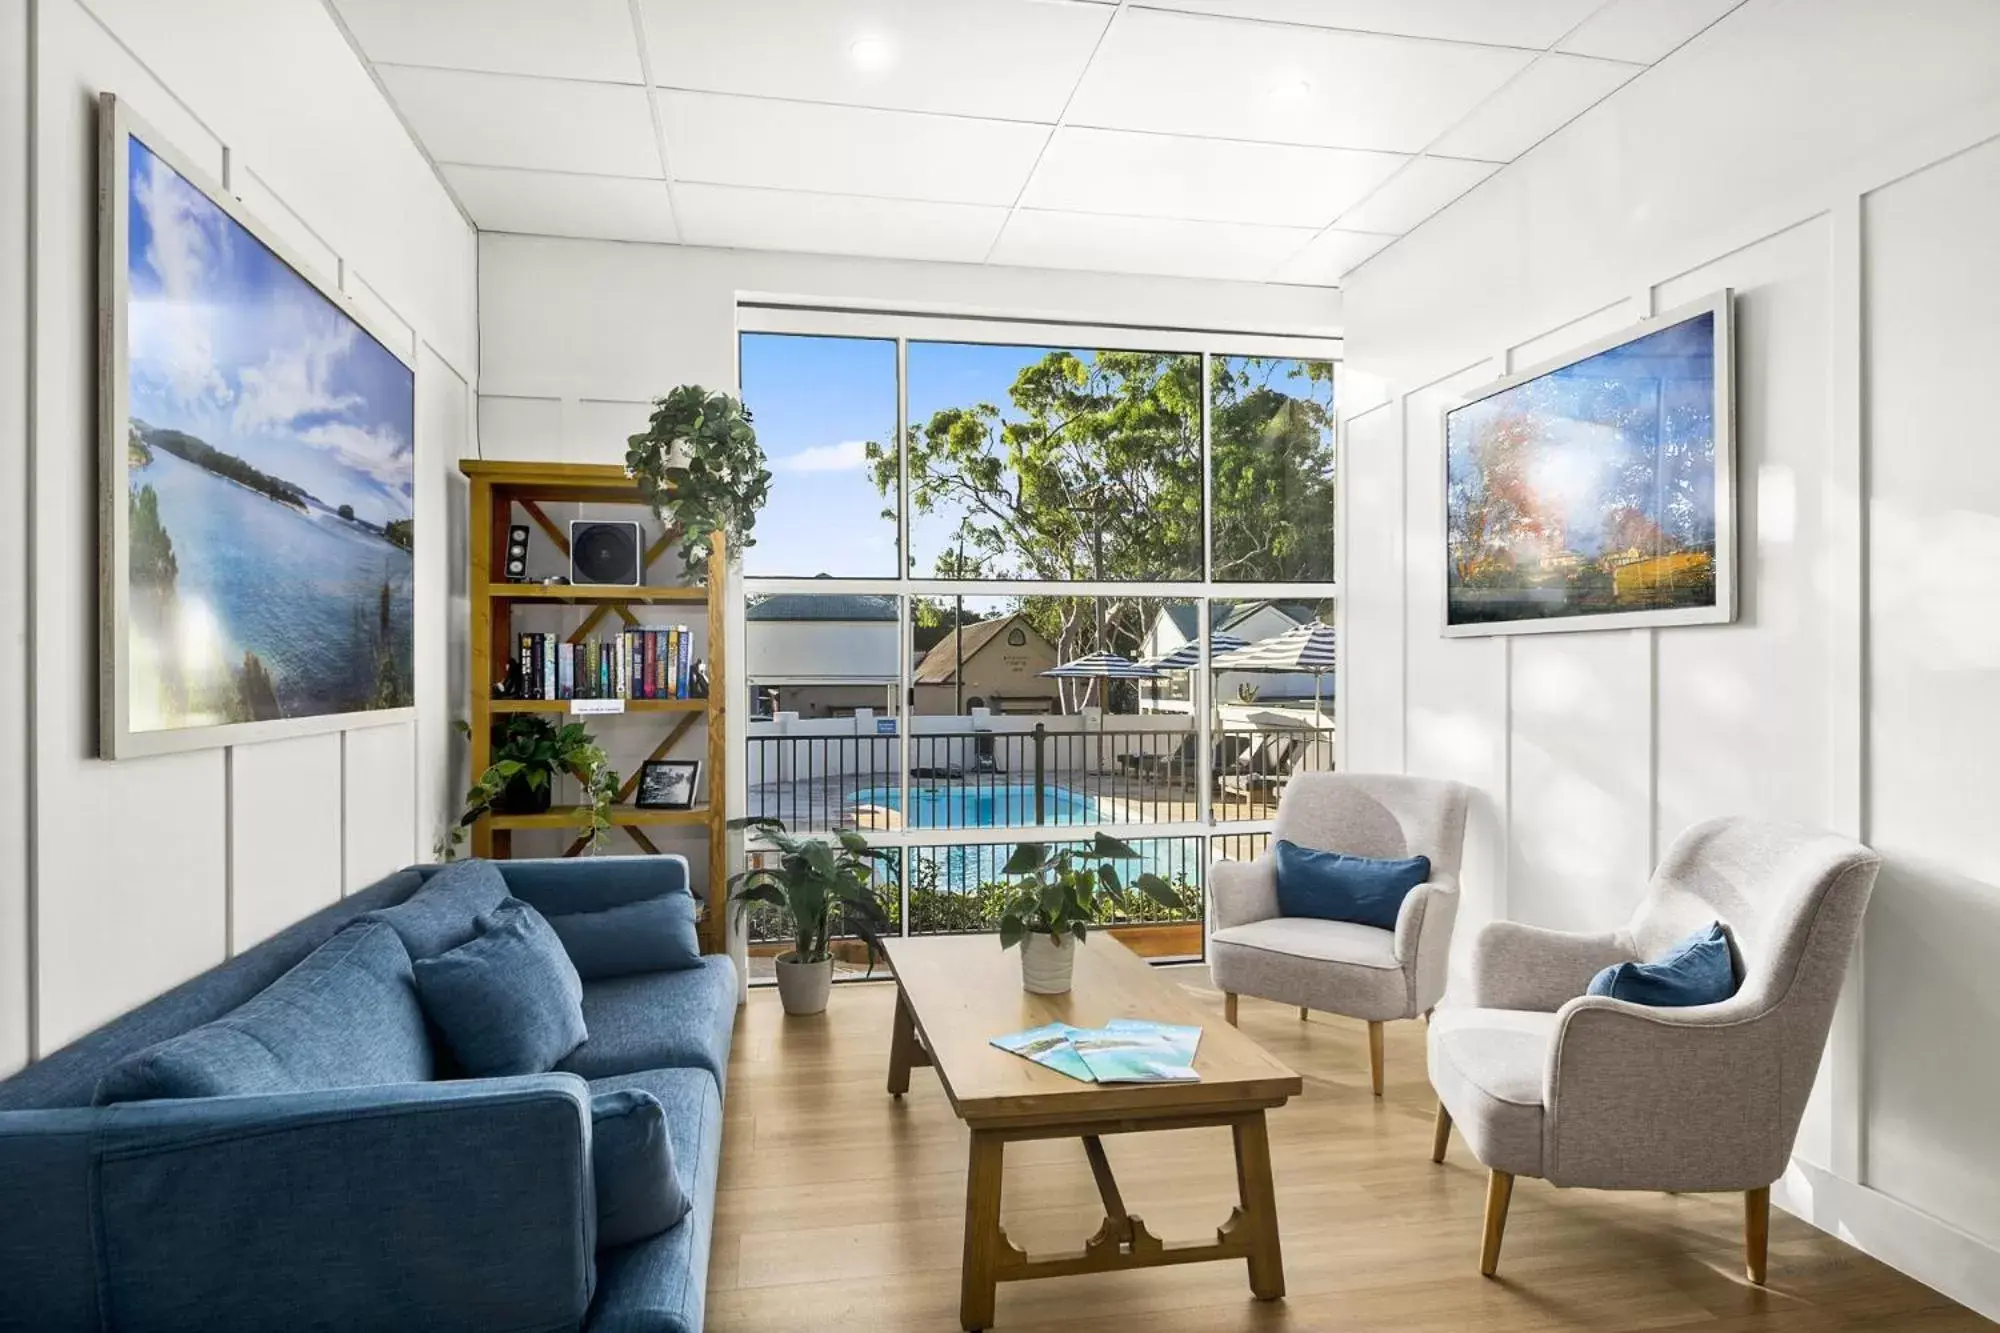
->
[888, 987, 918, 1096]
[960, 1130, 1005, 1331]
[1232, 1112, 1285, 1300]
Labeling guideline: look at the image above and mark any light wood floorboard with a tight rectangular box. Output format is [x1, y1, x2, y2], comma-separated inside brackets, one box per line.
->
[709, 971, 1990, 1331]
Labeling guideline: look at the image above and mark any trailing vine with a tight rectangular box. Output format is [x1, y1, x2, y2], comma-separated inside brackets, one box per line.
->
[625, 385, 771, 577]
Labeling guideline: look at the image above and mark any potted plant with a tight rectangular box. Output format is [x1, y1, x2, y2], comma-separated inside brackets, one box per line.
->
[625, 385, 772, 578]
[436, 716, 620, 860]
[995, 833, 1179, 994]
[728, 818, 893, 1016]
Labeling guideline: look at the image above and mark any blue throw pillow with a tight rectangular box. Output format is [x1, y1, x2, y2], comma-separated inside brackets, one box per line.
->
[1272, 840, 1431, 930]
[412, 899, 587, 1076]
[591, 1090, 690, 1248]
[547, 894, 702, 980]
[365, 858, 510, 960]
[1587, 922, 1737, 1007]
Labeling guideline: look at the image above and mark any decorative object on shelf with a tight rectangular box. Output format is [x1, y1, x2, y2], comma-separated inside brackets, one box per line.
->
[438, 716, 618, 861]
[635, 760, 701, 811]
[992, 833, 1178, 995]
[568, 519, 642, 586]
[688, 660, 710, 699]
[624, 386, 770, 577]
[98, 94, 416, 759]
[727, 818, 893, 1016]
[1445, 290, 1735, 637]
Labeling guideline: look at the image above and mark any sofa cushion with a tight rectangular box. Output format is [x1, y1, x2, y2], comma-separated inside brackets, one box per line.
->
[584, 1068, 722, 1333]
[1427, 1006, 1557, 1178]
[557, 955, 738, 1086]
[1587, 921, 1737, 1007]
[94, 920, 432, 1105]
[1273, 839, 1430, 930]
[550, 894, 702, 981]
[592, 1089, 690, 1248]
[367, 857, 510, 960]
[1209, 916, 1410, 1021]
[414, 900, 589, 1077]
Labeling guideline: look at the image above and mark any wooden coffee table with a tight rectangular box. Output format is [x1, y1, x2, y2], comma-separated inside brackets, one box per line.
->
[883, 933, 1303, 1331]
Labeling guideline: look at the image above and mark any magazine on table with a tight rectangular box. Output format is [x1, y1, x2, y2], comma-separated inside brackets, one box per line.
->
[989, 1018, 1202, 1084]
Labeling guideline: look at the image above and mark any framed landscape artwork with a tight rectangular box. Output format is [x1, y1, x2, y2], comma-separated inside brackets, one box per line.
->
[1443, 291, 1734, 637]
[98, 94, 416, 758]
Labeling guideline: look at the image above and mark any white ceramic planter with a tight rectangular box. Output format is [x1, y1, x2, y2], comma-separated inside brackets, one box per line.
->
[774, 954, 833, 1015]
[1020, 931, 1077, 995]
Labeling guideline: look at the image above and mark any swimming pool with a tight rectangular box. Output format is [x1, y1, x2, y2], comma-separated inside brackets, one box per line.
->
[849, 783, 1099, 829]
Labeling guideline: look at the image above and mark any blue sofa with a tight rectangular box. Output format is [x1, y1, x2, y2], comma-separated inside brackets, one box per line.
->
[0, 855, 737, 1333]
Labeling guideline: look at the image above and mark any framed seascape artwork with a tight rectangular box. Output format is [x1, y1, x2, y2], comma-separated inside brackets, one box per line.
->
[98, 95, 417, 757]
[1443, 291, 1734, 638]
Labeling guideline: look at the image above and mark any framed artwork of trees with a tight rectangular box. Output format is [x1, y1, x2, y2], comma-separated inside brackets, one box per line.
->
[1443, 291, 1735, 637]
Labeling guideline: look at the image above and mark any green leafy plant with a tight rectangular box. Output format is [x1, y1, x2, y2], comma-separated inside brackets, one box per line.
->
[625, 385, 771, 577]
[994, 832, 1180, 949]
[728, 817, 894, 967]
[437, 716, 619, 860]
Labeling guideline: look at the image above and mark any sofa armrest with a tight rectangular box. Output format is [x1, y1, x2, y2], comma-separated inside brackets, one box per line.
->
[1469, 921, 1633, 1011]
[1209, 855, 1279, 932]
[501, 851, 693, 916]
[1394, 878, 1459, 1012]
[1543, 996, 1786, 1190]
[90, 1075, 596, 1332]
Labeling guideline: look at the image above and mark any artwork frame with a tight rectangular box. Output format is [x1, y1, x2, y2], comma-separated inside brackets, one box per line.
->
[634, 760, 702, 811]
[98, 93, 417, 758]
[1440, 290, 1735, 639]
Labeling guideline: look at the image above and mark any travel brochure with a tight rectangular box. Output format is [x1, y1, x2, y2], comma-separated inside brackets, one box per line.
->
[990, 1019, 1202, 1084]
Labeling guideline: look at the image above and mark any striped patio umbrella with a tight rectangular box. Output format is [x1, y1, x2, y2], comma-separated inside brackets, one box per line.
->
[1138, 632, 1249, 673]
[1212, 623, 1337, 724]
[1039, 651, 1162, 679]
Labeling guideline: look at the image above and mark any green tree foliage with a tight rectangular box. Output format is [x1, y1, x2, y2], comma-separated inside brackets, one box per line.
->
[383, 517, 413, 552]
[129, 484, 179, 593]
[235, 651, 281, 721]
[137, 423, 310, 509]
[1208, 357, 1337, 582]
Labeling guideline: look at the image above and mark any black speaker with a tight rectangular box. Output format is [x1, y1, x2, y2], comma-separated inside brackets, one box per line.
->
[504, 523, 530, 581]
[570, 520, 641, 585]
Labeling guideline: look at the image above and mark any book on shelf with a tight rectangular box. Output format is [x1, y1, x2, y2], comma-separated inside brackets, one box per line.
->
[988, 1018, 1203, 1084]
[509, 628, 700, 702]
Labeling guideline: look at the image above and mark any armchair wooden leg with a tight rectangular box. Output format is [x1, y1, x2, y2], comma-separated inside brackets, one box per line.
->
[1431, 1103, 1452, 1163]
[1224, 992, 1239, 1026]
[1480, 1170, 1514, 1278]
[1299, 1005, 1309, 1021]
[1745, 1186, 1770, 1286]
[1367, 1020, 1384, 1096]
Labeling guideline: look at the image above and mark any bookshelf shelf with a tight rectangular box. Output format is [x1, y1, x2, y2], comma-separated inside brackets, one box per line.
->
[459, 459, 729, 953]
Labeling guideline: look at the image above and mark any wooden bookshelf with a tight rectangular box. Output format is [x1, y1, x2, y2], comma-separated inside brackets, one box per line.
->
[460, 459, 729, 953]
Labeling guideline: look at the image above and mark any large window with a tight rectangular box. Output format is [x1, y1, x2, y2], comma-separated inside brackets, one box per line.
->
[738, 317, 1338, 984]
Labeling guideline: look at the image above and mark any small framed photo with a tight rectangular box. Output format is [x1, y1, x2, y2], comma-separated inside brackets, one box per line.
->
[635, 759, 702, 811]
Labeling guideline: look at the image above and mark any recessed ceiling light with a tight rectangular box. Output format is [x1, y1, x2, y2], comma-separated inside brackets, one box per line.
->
[1271, 76, 1312, 101]
[850, 36, 894, 71]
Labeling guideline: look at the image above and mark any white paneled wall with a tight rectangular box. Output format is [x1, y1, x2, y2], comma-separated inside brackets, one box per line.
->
[1339, 0, 2000, 1317]
[9, 0, 475, 1067]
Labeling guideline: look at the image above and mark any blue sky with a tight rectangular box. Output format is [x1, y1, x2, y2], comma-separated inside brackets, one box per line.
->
[127, 136, 415, 525]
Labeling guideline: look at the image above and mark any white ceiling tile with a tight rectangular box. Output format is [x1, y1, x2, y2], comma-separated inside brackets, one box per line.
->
[1559, 0, 1745, 64]
[673, 184, 1007, 263]
[442, 164, 678, 242]
[662, 93, 1047, 207]
[1429, 53, 1642, 161]
[1144, 0, 1605, 50]
[1268, 227, 1397, 283]
[1333, 155, 1499, 232]
[1021, 127, 1405, 228]
[379, 66, 662, 176]
[641, 0, 1109, 122]
[1068, 8, 1535, 152]
[331, 0, 642, 82]
[989, 210, 1322, 283]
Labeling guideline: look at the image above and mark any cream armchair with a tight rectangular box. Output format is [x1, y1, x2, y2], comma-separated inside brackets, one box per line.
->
[1209, 773, 1470, 1095]
[1428, 817, 1880, 1285]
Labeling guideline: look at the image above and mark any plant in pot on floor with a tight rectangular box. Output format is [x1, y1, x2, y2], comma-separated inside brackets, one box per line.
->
[995, 833, 1179, 995]
[728, 818, 894, 1016]
[436, 716, 619, 860]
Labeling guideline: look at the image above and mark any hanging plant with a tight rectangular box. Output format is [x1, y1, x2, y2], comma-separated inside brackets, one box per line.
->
[625, 385, 771, 578]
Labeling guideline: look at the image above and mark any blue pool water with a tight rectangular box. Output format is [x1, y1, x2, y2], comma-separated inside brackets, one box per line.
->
[850, 783, 1099, 829]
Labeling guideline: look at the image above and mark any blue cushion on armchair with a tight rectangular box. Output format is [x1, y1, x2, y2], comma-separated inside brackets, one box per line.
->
[365, 857, 510, 960]
[1272, 840, 1431, 931]
[414, 899, 588, 1076]
[548, 894, 702, 980]
[94, 920, 432, 1104]
[592, 1089, 690, 1248]
[1587, 922, 1738, 1007]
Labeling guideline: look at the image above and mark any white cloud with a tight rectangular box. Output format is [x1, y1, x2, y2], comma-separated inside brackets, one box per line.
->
[232, 310, 363, 438]
[130, 153, 231, 409]
[296, 420, 412, 492]
[771, 439, 872, 473]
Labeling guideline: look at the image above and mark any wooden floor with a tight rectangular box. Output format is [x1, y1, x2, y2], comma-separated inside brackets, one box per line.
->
[709, 971, 1990, 1332]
